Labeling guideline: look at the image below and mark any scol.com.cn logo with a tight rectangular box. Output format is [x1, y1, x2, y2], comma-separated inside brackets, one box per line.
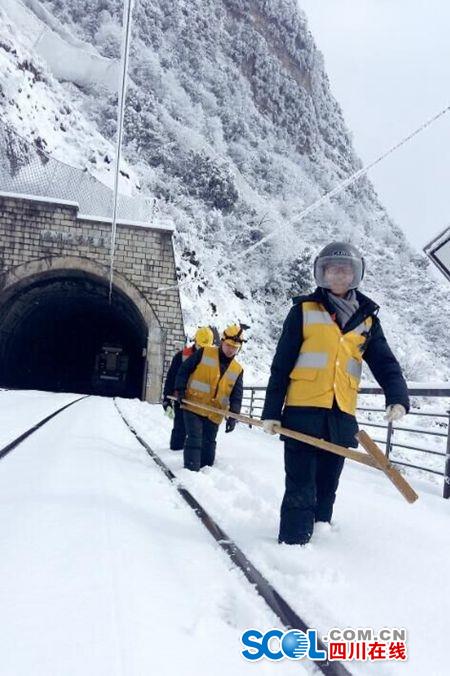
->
[241, 627, 407, 663]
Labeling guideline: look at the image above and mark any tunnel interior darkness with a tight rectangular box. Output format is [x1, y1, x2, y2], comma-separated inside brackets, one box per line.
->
[0, 272, 149, 398]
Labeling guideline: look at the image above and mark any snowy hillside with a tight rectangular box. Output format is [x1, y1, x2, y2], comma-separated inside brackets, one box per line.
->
[0, 0, 448, 381]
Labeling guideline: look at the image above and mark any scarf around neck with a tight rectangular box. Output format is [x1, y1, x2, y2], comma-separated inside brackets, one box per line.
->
[325, 289, 359, 329]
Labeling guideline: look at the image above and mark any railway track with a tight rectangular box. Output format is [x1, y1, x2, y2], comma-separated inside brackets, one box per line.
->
[114, 399, 352, 676]
[0, 393, 353, 673]
[0, 395, 89, 461]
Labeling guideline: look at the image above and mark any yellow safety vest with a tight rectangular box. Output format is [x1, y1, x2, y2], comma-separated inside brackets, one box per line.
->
[185, 345, 243, 424]
[286, 301, 373, 415]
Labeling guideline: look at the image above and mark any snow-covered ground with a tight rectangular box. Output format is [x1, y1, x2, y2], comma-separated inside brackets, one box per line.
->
[0, 389, 80, 447]
[120, 398, 450, 676]
[1, 390, 449, 675]
[0, 392, 303, 676]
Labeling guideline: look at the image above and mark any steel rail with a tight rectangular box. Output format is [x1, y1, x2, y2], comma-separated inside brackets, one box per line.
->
[114, 399, 352, 676]
[0, 395, 89, 461]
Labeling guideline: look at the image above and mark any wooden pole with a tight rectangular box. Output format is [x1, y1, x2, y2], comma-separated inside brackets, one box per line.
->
[356, 430, 418, 504]
[169, 397, 418, 504]
[170, 397, 374, 466]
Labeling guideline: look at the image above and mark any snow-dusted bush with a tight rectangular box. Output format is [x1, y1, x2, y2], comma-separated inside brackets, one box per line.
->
[94, 10, 122, 59]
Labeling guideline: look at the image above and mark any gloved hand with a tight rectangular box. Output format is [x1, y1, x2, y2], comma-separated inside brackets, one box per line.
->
[174, 390, 185, 404]
[162, 399, 174, 420]
[262, 419, 281, 435]
[164, 406, 175, 420]
[385, 404, 406, 423]
[225, 418, 237, 433]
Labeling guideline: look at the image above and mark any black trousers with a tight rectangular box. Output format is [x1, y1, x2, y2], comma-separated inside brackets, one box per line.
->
[279, 406, 356, 544]
[183, 410, 219, 472]
[279, 440, 345, 544]
[170, 404, 186, 450]
[278, 435, 345, 544]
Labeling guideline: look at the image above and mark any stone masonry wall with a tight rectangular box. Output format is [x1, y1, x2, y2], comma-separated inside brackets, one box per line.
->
[0, 193, 185, 396]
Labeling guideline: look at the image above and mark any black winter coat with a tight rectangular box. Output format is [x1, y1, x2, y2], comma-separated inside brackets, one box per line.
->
[175, 347, 244, 414]
[261, 288, 409, 448]
[163, 350, 184, 400]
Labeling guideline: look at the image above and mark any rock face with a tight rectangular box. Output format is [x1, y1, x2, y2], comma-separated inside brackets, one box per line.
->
[1, 0, 448, 381]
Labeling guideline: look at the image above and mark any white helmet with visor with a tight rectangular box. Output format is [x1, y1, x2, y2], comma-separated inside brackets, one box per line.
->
[314, 241, 365, 290]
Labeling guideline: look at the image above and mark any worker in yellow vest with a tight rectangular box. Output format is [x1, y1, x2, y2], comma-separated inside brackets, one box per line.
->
[174, 324, 246, 471]
[262, 242, 409, 545]
[162, 326, 214, 450]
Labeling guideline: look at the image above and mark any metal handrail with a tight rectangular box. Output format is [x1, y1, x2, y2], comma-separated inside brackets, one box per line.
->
[242, 385, 450, 499]
[391, 426, 446, 438]
[357, 406, 448, 418]
[389, 442, 446, 456]
[389, 460, 444, 477]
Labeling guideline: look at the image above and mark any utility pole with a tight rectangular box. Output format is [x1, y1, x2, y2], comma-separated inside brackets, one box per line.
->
[109, 0, 135, 304]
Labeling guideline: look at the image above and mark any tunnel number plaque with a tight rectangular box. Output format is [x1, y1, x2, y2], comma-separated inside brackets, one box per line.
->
[40, 229, 108, 249]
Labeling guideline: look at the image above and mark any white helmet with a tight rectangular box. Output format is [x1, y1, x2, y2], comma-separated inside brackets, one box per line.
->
[314, 241, 365, 290]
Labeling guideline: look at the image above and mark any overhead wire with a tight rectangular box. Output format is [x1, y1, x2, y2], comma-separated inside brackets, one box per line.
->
[157, 103, 450, 293]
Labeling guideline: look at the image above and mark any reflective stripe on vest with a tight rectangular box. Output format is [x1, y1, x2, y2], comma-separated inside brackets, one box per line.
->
[353, 322, 368, 336]
[286, 301, 372, 415]
[185, 345, 243, 424]
[347, 358, 362, 379]
[201, 355, 216, 367]
[304, 310, 334, 325]
[189, 380, 211, 394]
[294, 352, 328, 369]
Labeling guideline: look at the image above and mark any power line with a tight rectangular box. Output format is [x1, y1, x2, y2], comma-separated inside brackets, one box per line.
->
[239, 104, 450, 261]
[157, 103, 450, 293]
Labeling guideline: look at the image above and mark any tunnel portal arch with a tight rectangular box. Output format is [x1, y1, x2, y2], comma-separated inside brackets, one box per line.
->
[0, 257, 165, 400]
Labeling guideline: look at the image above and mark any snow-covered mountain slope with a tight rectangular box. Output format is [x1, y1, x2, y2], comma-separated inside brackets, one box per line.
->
[0, 2, 137, 192]
[1, 0, 448, 382]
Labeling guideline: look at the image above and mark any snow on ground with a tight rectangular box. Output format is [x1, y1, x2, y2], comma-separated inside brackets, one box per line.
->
[0, 389, 79, 447]
[118, 398, 450, 676]
[1, 389, 448, 675]
[0, 392, 306, 676]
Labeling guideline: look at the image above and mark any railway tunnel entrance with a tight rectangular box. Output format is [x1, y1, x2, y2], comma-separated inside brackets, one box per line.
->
[0, 270, 148, 398]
